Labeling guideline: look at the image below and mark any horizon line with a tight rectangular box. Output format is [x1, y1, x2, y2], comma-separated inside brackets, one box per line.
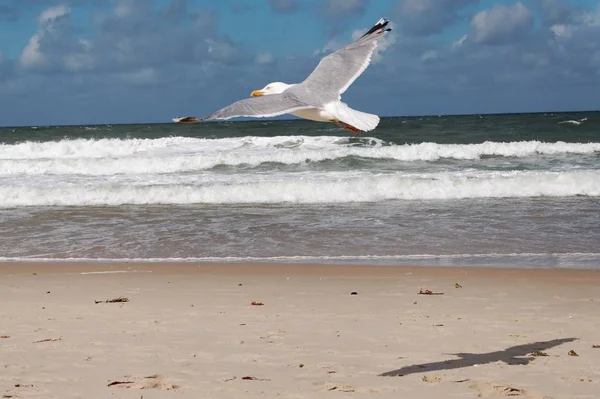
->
[1, 109, 598, 129]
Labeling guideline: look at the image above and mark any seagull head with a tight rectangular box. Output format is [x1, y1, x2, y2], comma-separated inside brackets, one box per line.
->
[251, 82, 291, 97]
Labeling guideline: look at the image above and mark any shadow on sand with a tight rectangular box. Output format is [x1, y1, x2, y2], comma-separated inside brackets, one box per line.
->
[380, 337, 577, 377]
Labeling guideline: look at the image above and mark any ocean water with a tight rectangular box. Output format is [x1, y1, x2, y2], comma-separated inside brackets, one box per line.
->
[1, 112, 599, 268]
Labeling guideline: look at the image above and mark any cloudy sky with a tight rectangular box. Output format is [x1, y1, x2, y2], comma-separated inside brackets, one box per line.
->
[0, 0, 599, 126]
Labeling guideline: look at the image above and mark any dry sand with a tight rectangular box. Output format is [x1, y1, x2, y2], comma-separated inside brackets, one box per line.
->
[1, 262, 599, 398]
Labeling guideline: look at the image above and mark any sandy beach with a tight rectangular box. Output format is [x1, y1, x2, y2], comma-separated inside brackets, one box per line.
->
[1, 262, 599, 398]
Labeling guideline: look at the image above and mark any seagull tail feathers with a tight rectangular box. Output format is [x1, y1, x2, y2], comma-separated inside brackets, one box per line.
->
[326, 102, 380, 132]
[357, 18, 391, 42]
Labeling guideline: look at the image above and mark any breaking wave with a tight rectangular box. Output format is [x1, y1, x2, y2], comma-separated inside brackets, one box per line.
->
[1, 136, 600, 175]
[1, 170, 599, 207]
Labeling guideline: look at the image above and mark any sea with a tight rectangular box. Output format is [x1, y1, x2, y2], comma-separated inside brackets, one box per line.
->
[1, 112, 599, 268]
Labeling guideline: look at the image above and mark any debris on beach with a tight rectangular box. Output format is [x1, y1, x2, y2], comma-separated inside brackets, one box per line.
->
[499, 386, 524, 396]
[568, 350, 580, 356]
[562, 376, 592, 382]
[327, 385, 354, 392]
[455, 283, 462, 288]
[422, 375, 442, 383]
[242, 376, 271, 381]
[251, 301, 264, 306]
[107, 381, 134, 387]
[350, 292, 358, 295]
[95, 297, 129, 304]
[0, 335, 9, 339]
[530, 351, 549, 357]
[418, 289, 444, 295]
[33, 337, 62, 343]
[592, 345, 600, 348]
[107, 375, 179, 390]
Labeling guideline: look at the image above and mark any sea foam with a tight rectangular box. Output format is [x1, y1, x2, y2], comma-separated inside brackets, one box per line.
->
[1, 136, 600, 176]
[1, 170, 599, 207]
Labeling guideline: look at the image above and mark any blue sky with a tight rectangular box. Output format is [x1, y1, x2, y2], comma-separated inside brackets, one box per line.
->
[0, 0, 599, 126]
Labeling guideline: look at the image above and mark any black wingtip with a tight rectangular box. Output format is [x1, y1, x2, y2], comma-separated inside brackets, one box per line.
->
[359, 18, 391, 40]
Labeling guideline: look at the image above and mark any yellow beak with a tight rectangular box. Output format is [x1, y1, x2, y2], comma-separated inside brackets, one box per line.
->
[250, 90, 264, 97]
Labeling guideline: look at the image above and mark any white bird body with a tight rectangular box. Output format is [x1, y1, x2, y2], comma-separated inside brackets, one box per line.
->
[289, 108, 334, 123]
[257, 83, 335, 123]
[173, 18, 391, 135]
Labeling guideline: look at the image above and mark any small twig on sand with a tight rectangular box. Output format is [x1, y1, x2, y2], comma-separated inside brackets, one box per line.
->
[251, 301, 264, 306]
[418, 289, 444, 295]
[107, 381, 134, 387]
[95, 297, 129, 304]
[328, 385, 355, 392]
[33, 337, 62, 343]
[242, 376, 270, 381]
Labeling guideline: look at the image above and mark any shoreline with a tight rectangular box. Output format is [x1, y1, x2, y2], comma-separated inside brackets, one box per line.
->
[2, 256, 600, 270]
[3, 259, 600, 275]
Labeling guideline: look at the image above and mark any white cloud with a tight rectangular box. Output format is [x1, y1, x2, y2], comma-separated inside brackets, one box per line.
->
[421, 49, 438, 61]
[205, 39, 238, 60]
[550, 24, 572, 38]
[452, 34, 468, 48]
[39, 4, 70, 25]
[580, 4, 600, 27]
[471, 2, 533, 45]
[20, 5, 71, 69]
[313, 38, 344, 56]
[546, 4, 600, 41]
[256, 52, 273, 64]
[20, 35, 44, 68]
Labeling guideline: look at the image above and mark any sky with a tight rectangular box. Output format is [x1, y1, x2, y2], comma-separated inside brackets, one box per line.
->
[0, 0, 599, 126]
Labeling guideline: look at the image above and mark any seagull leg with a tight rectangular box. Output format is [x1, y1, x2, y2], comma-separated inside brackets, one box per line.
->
[332, 120, 362, 136]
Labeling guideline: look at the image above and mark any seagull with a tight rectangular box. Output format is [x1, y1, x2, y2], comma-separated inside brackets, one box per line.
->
[173, 18, 392, 135]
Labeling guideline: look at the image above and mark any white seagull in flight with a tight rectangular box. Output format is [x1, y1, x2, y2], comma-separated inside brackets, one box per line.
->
[173, 18, 392, 135]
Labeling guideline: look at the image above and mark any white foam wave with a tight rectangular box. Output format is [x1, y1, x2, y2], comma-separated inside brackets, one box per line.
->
[1, 137, 599, 175]
[559, 117, 588, 125]
[1, 170, 598, 207]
